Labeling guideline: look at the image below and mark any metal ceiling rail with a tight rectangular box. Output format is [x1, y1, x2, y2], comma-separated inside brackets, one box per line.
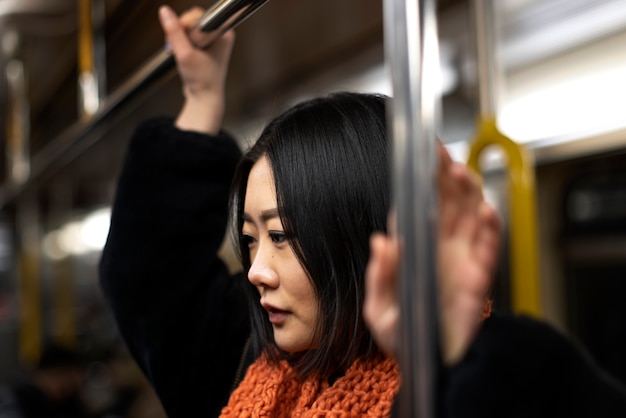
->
[0, 0, 269, 209]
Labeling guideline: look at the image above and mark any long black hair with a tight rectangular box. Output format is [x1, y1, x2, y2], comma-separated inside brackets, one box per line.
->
[230, 92, 391, 380]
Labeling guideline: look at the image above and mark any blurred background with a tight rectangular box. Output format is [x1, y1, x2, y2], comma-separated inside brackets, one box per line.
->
[1, 0, 626, 416]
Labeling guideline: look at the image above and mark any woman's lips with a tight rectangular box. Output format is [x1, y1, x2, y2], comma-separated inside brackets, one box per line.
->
[267, 309, 289, 325]
[261, 302, 290, 325]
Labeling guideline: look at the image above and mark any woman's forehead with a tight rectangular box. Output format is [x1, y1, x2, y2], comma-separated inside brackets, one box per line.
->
[244, 156, 278, 214]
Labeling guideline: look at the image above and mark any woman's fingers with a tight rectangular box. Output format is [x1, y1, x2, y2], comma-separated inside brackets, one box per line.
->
[364, 233, 401, 359]
[438, 143, 484, 240]
[475, 202, 501, 275]
[162, 5, 235, 134]
[364, 145, 501, 365]
[179, 6, 205, 30]
[159, 6, 193, 58]
[437, 146, 500, 365]
[158, 6, 235, 74]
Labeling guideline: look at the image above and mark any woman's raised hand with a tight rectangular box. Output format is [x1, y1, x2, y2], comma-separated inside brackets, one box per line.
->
[158, 5, 236, 134]
[436, 145, 500, 365]
[364, 145, 501, 365]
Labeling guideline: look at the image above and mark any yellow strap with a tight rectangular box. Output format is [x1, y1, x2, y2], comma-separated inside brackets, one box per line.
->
[53, 260, 76, 348]
[467, 116, 541, 317]
[19, 250, 42, 366]
[78, 0, 93, 75]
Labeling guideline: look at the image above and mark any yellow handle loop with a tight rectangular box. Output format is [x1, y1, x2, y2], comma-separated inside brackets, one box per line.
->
[467, 116, 541, 317]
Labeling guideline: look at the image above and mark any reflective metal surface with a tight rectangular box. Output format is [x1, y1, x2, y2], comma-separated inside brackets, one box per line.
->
[0, 0, 270, 208]
[384, 0, 441, 416]
[191, 0, 270, 48]
[473, 0, 500, 116]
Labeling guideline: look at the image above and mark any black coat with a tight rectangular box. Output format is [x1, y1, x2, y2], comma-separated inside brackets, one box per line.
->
[99, 118, 251, 417]
[100, 118, 626, 418]
[443, 313, 626, 417]
[1, 383, 88, 418]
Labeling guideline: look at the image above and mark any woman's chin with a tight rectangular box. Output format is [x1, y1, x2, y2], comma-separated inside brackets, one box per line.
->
[274, 339, 313, 354]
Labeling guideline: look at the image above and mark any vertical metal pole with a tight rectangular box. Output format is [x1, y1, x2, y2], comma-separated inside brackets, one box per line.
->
[48, 179, 76, 348]
[384, 0, 441, 416]
[17, 192, 42, 367]
[92, 0, 107, 103]
[78, 0, 106, 117]
[473, 0, 501, 117]
[5, 58, 30, 185]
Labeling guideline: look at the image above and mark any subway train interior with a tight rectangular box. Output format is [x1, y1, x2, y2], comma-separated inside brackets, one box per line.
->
[1, 0, 626, 415]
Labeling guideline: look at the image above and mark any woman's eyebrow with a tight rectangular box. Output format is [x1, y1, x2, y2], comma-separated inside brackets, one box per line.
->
[260, 208, 279, 223]
[243, 208, 279, 223]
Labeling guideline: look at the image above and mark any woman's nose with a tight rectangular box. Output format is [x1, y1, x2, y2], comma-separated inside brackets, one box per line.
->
[247, 245, 279, 289]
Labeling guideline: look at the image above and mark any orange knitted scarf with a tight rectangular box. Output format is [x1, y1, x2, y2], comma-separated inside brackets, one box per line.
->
[220, 354, 400, 417]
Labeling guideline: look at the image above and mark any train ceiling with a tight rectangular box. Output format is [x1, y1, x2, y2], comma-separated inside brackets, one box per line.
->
[0, 0, 626, 209]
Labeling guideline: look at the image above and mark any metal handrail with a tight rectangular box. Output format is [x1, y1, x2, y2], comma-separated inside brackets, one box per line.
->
[0, 0, 270, 209]
[384, 0, 441, 416]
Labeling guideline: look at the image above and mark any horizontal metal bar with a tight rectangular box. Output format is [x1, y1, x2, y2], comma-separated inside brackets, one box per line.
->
[0, 0, 269, 208]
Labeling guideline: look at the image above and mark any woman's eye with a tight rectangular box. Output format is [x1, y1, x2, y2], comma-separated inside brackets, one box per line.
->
[240, 234, 256, 246]
[269, 231, 287, 244]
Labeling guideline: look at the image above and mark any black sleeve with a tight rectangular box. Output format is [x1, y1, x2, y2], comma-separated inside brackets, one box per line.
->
[443, 313, 626, 418]
[98, 117, 251, 418]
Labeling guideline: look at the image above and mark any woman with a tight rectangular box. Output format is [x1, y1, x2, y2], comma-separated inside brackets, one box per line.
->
[100, 4, 626, 417]
[101, 5, 491, 415]
[222, 94, 402, 416]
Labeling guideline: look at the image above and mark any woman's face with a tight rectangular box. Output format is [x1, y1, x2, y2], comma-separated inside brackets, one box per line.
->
[243, 156, 319, 353]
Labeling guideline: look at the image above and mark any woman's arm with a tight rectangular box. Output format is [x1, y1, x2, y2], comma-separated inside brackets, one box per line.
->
[99, 7, 250, 417]
[444, 313, 626, 418]
[363, 145, 626, 416]
[364, 144, 499, 365]
[99, 118, 249, 418]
